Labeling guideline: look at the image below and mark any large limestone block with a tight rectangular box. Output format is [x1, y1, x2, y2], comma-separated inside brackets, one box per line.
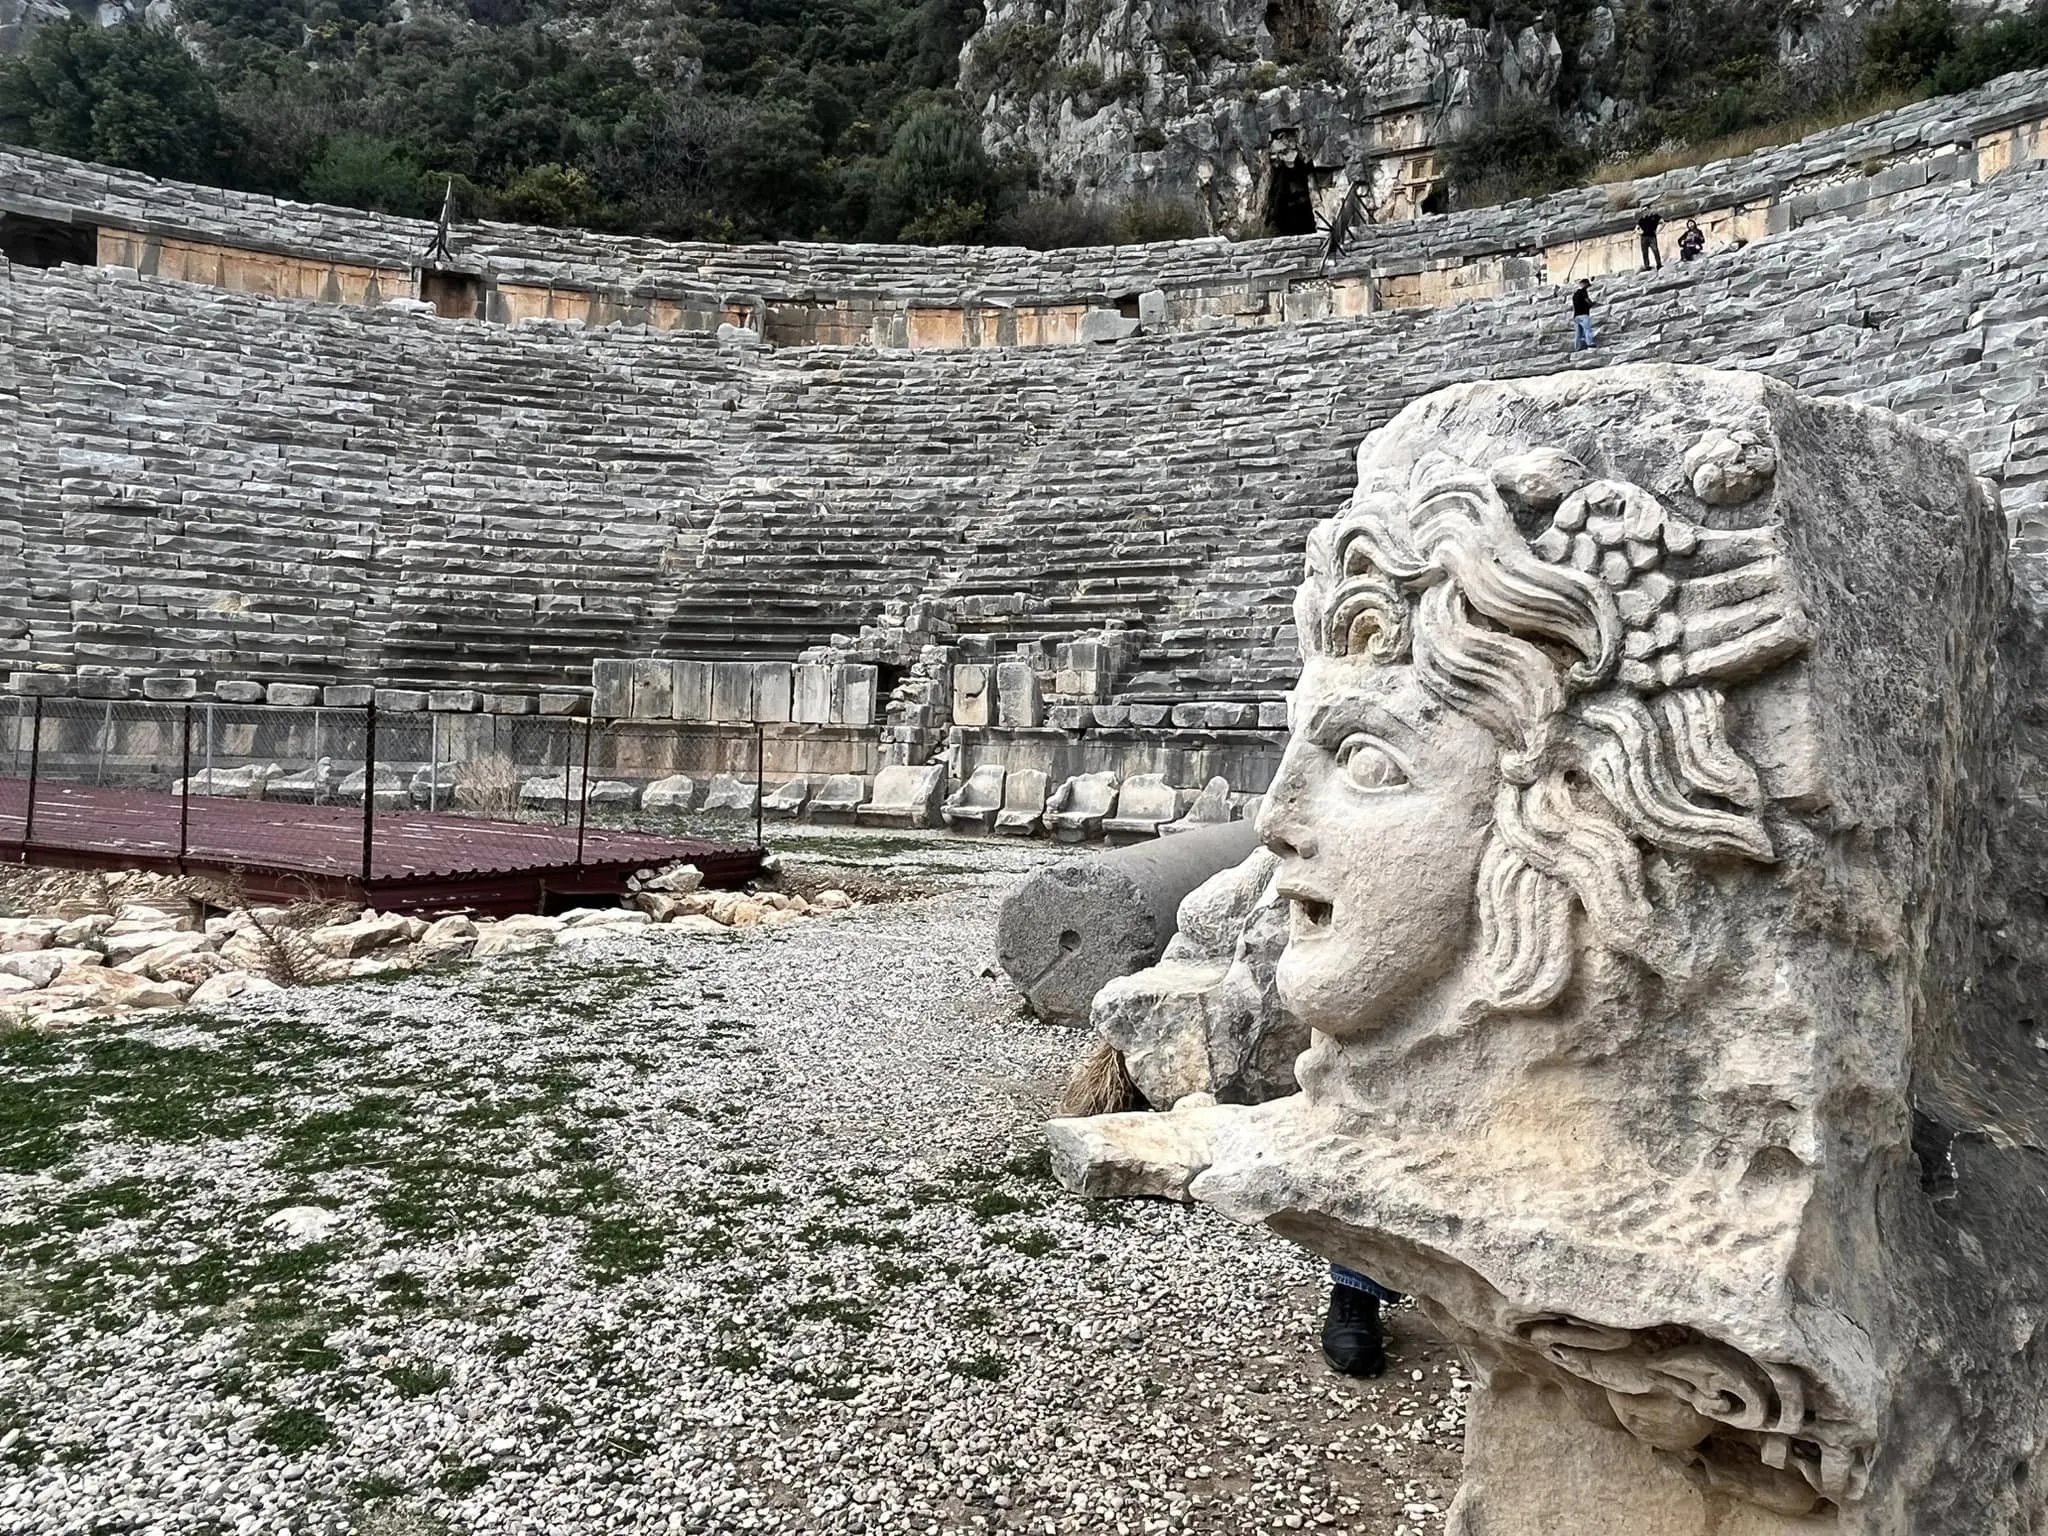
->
[995, 663, 1042, 728]
[952, 665, 992, 727]
[1050, 368, 2048, 1535]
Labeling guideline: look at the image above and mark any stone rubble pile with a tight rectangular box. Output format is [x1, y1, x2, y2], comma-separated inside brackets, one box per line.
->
[0, 864, 849, 1029]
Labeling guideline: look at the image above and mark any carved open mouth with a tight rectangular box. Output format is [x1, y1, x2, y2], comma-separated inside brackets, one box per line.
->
[1292, 896, 1334, 932]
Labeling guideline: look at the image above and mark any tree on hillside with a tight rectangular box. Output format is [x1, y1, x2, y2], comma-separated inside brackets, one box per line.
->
[0, 19, 237, 182]
[873, 100, 1003, 243]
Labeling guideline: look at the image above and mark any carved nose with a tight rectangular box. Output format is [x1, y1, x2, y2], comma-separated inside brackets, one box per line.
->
[1257, 745, 1317, 860]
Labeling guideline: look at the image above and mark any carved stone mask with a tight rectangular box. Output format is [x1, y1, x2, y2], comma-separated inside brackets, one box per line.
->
[1259, 449, 1811, 1040]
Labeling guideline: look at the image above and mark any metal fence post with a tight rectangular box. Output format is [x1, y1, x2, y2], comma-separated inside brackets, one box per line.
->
[754, 723, 765, 849]
[178, 704, 192, 873]
[360, 700, 377, 887]
[575, 713, 593, 866]
[561, 722, 573, 827]
[21, 697, 42, 847]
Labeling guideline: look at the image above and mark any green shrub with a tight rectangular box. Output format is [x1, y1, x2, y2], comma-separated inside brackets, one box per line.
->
[1444, 97, 1593, 207]
[0, 20, 237, 183]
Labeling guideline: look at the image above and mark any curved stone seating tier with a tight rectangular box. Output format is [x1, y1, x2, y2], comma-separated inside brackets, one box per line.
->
[5, 155, 2048, 710]
[940, 763, 1007, 832]
[4, 67, 2044, 342]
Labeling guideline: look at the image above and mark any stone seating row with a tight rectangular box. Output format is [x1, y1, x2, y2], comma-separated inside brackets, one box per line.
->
[411, 762, 1258, 840]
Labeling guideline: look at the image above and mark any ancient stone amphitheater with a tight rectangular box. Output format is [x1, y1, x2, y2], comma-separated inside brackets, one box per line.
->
[4, 68, 2047, 827]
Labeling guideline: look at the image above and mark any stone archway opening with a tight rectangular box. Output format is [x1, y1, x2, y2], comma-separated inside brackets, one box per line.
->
[1263, 160, 1317, 236]
[1, 212, 96, 269]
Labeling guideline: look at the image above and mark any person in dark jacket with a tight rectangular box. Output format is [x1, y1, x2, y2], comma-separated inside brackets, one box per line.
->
[1637, 208, 1663, 269]
[1571, 278, 1595, 351]
[1678, 218, 1706, 261]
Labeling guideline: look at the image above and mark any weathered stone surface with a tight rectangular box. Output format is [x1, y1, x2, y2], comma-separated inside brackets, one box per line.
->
[1044, 771, 1119, 843]
[993, 768, 1049, 836]
[213, 680, 264, 703]
[641, 774, 697, 812]
[941, 763, 1006, 832]
[762, 778, 810, 818]
[855, 764, 946, 828]
[808, 773, 866, 822]
[1102, 772, 1180, 839]
[1057, 368, 2048, 1534]
[702, 773, 758, 815]
[995, 663, 1042, 729]
[997, 819, 1261, 1027]
[1089, 847, 1302, 1107]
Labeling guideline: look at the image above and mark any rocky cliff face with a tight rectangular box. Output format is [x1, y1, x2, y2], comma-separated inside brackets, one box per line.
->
[959, 0, 1922, 235]
[962, 0, 1583, 234]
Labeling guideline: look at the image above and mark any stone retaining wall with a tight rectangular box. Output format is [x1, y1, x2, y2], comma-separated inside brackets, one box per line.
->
[3, 69, 2046, 349]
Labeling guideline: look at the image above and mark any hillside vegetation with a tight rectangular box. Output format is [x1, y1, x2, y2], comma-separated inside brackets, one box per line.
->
[0, 0, 2045, 242]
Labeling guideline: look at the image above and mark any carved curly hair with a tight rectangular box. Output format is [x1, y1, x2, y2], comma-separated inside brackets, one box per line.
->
[1296, 451, 1811, 1011]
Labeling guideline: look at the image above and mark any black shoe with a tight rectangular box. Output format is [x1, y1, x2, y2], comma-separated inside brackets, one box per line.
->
[1321, 1284, 1386, 1378]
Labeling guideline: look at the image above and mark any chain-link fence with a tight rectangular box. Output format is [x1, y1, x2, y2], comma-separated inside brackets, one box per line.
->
[0, 697, 769, 881]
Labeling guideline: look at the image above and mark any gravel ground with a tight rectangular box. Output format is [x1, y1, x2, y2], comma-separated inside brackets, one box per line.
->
[0, 838, 1464, 1535]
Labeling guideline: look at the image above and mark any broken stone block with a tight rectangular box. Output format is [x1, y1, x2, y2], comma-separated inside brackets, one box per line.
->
[807, 774, 866, 822]
[373, 688, 428, 713]
[762, 778, 810, 818]
[952, 665, 992, 727]
[266, 683, 322, 708]
[1079, 309, 1141, 344]
[428, 689, 480, 713]
[995, 663, 1042, 728]
[702, 774, 757, 816]
[214, 680, 264, 704]
[322, 685, 375, 708]
[641, 775, 698, 813]
[141, 676, 197, 701]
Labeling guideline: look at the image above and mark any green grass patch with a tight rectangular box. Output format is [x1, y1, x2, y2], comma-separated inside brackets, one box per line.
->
[255, 1405, 334, 1453]
[382, 1362, 452, 1398]
[946, 1353, 1009, 1382]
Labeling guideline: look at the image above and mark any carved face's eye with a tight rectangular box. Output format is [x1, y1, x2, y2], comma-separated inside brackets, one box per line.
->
[1335, 735, 1409, 791]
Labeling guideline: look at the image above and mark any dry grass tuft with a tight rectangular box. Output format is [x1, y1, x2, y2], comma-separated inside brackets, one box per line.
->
[1591, 92, 1917, 187]
[455, 752, 522, 816]
[1059, 1039, 1144, 1118]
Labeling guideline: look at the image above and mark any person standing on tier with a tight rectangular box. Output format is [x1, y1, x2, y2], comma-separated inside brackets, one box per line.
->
[1636, 207, 1664, 269]
[1571, 278, 1595, 351]
[1678, 218, 1706, 262]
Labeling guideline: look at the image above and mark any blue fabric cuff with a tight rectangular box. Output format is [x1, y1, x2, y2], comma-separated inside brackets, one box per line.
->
[1330, 1264, 1403, 1303]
